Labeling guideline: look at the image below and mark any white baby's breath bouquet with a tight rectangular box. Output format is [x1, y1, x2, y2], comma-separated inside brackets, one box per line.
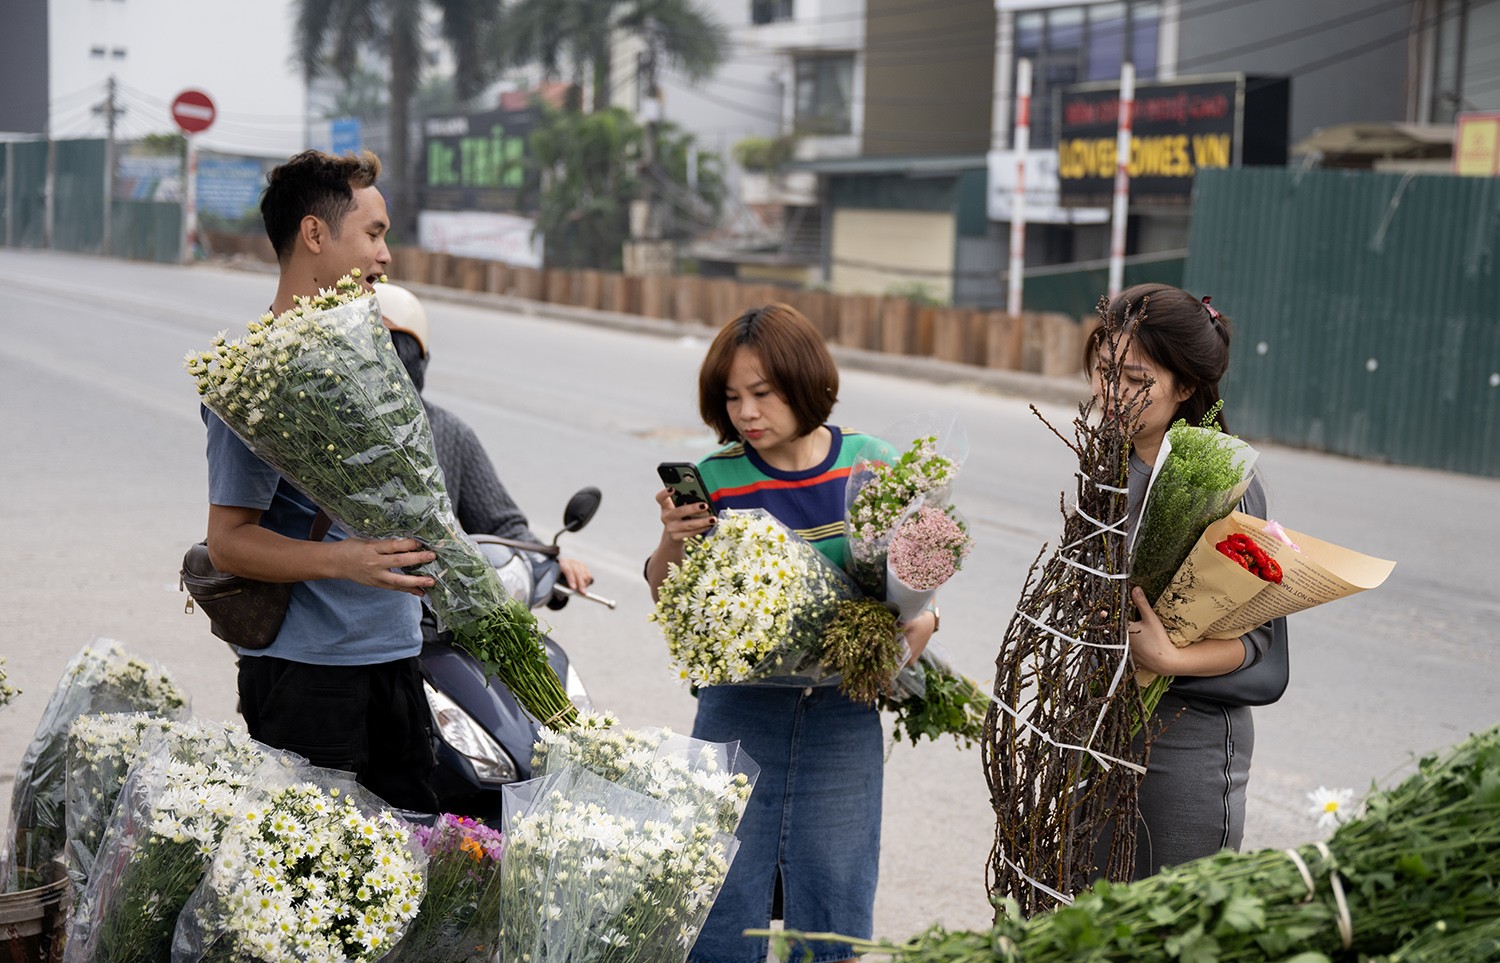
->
[498, 765, 740, 963]
[64, 729, 299, 963]
[532, 710, 759, 835]
[184, 272, 576, 727]
[652, 508, 856, 687]
[172, 774, 425, 962]
[4, 638, 189, 892]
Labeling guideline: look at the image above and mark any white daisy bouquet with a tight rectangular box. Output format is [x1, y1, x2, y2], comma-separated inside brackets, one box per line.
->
[498, 765, 741, 963]
[172, 773, 426, 963]
[532, 710, 759, 835]
[4, 638, 189, 892]
[184, 272, 576, 728]
[63, 728, 300, 963]
[65, 713, 276, 900]
[652, 508, 857, 687]
[383, 813, 505, 963]
[0, 658, 17, 709]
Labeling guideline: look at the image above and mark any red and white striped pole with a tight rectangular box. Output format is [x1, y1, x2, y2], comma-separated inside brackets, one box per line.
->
[1007, 57, 1031, 317]
[1107, 62, 1135, 299]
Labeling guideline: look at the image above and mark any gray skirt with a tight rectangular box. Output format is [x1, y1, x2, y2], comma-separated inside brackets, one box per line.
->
[1134, 690, 1254, 878]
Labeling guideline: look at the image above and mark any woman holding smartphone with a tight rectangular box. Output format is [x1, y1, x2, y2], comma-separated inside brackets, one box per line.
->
[645, 303, 937, 963]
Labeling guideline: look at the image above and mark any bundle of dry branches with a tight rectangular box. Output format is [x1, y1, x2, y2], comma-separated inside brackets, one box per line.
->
[981, 307, 1150, 918]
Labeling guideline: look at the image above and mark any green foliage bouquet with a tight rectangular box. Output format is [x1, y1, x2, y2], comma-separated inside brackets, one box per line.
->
[498, 764, 741, 963]
[3, 638, 189, 892]
[652, 508, 856, 687]
[64, 727, 300, 963]
[172, 774, 425, 962]
[184, 273, 575, 727]
[383, 813, 505, 963]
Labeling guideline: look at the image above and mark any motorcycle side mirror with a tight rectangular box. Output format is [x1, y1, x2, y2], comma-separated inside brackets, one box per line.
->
[557, 486, 602, 538]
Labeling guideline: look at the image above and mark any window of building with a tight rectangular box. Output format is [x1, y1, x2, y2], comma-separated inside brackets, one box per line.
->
[90, 46, 106, 58]
[795, 53, 854, 135]
[1014, 0, 1162, 146]
[751, 0, 794, 25]
[111, 47, 127, 59]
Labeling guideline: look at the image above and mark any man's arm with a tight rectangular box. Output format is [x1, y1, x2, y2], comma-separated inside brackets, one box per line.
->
[206, 504, 436, 596]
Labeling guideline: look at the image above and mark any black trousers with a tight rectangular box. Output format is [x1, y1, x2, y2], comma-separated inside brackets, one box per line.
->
[237, 655, 438, 814]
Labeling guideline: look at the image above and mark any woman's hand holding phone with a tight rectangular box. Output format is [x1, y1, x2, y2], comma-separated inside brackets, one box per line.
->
[655, 487, 716, 542]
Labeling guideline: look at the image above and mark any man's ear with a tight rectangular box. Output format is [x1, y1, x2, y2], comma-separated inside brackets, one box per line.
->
[298, 214, 325, 255]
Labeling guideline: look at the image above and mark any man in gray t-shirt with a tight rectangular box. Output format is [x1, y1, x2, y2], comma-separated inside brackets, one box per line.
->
[202, 150, 439, 812]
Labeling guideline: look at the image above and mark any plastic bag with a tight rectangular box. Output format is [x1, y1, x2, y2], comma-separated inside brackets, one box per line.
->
[652, 508, 859, 687]
[382, 813, 505, 963]
[498, 765, 740, 963]
[2, 638, 189, 892]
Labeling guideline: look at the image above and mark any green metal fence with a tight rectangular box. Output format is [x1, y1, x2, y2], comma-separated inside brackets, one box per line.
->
[1185, 167, 1500, 478]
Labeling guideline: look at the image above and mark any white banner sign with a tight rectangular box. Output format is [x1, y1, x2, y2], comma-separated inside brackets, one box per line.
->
[986, 149, 1108, 225]
[417, 210, 544, 268]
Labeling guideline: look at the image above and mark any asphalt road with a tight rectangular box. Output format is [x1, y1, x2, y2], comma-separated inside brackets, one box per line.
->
[1, 249, 1495, 941]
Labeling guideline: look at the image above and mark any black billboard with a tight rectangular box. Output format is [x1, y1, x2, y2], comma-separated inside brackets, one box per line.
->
[419, 106, 540, 213]
[1057, 75, 1289, 208]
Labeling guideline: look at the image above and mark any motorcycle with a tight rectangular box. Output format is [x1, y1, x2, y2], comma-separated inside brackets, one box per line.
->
[419, 486, 615, 822]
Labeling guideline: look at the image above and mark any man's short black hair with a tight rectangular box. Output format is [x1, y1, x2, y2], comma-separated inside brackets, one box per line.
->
[260, 150, 382, 262]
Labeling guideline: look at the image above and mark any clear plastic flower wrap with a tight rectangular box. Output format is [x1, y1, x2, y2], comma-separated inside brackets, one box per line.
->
[184, 275, 576, 727]
[532, 710, 760, 835]
[652, 508, 859, 687]
[498, 764, 741, 963]
[879, 643, 989, 749]
[3, 637, 189, 892]
[383, 813, 505, 963]
[844, 408, 970, 611]
[171, 768, 426, 963]
[63, 727, 301, 963]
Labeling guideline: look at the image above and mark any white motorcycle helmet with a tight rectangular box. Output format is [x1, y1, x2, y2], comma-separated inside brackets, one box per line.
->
[375, 282, 429, 358]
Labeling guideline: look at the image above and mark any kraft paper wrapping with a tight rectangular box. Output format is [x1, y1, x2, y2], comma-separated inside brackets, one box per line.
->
[1134, 512, 1396, 687]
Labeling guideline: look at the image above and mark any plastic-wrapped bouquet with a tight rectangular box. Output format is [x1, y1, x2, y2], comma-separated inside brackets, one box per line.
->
[184, 272, 575, 727]
[498, 765, 741, 963]
[652, 508, 856, 687]
[64, 729, 300, 963]
[172, 773, 426, 962]
[383, 814, 504, 963]
[3, 638, 189, 892]
[532, 710, 759, 835]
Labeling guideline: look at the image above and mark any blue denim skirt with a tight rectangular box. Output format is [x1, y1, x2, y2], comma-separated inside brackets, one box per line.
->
[688, 684, 883, 963]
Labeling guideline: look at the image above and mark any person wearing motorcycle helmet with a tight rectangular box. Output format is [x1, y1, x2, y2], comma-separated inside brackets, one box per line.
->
[376, 282, 594, 595]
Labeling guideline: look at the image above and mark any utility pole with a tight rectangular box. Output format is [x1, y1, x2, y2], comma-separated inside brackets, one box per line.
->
[624, 29, 673, 276]
[93, 76, 124, 256]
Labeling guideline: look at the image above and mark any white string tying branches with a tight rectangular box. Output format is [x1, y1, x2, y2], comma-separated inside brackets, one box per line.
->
[982, 298, 1156, 918]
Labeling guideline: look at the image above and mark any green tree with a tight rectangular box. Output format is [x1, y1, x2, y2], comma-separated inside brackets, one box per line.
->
[528, 107, 722, 269]
[294, 0, 498, 237]
[492, 0, 726, 112]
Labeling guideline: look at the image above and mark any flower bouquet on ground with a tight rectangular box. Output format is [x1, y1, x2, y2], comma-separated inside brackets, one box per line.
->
[767, 722, 1500, 962]
[498, 764, 742, 963]
[531, 709, 759, 835]
[65, 713, 275, 901]
[652, 508, 857, 687]
[383, 813, 504, 963]
[184, 272, 575, 727]
[172, 771, 426, 963]
[3, 638, 189, 892]
[63, 728, 300, 963]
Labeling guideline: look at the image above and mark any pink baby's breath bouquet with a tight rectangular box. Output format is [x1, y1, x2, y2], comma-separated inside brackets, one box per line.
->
[888, 505, 973, 597]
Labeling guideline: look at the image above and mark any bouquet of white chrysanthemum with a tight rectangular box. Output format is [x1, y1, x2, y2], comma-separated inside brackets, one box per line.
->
[64, 713, 275, 901]
[4, 638, 189, 892]
[0, 658, 17, 710]
[184, 271, 576, 728]
[383, 813, 505, 963]
[532, 710, 759, 835]
[172, 774, 425, 963]
[498, 765, 740, 963]
[63, 729, 299, 963]
[652, 508, 857, 688]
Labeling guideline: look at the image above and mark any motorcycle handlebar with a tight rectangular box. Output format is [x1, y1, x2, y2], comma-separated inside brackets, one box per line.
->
[552, 584, 618, 610]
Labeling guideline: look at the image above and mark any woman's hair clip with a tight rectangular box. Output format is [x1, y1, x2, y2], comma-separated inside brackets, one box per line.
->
[1201, 295, 1222, 322]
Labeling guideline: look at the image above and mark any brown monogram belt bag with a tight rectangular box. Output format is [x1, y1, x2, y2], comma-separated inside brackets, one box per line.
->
[180, 511, 331, 649]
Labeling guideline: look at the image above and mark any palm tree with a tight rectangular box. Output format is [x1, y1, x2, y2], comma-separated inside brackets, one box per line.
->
[295, 0, 498, 239]
[492, 0, 726, 113]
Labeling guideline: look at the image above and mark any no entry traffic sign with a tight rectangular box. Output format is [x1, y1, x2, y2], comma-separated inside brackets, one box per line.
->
[171, 89, 216, 135]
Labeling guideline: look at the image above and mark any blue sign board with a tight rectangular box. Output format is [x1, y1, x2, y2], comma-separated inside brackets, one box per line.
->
[331, 117, 362, 156]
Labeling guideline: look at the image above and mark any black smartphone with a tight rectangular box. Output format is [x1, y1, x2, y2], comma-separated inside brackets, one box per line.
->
[657, 462, 717, 518]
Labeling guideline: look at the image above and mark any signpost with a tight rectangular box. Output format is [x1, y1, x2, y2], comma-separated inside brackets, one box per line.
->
[170, 89, 215, 263]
